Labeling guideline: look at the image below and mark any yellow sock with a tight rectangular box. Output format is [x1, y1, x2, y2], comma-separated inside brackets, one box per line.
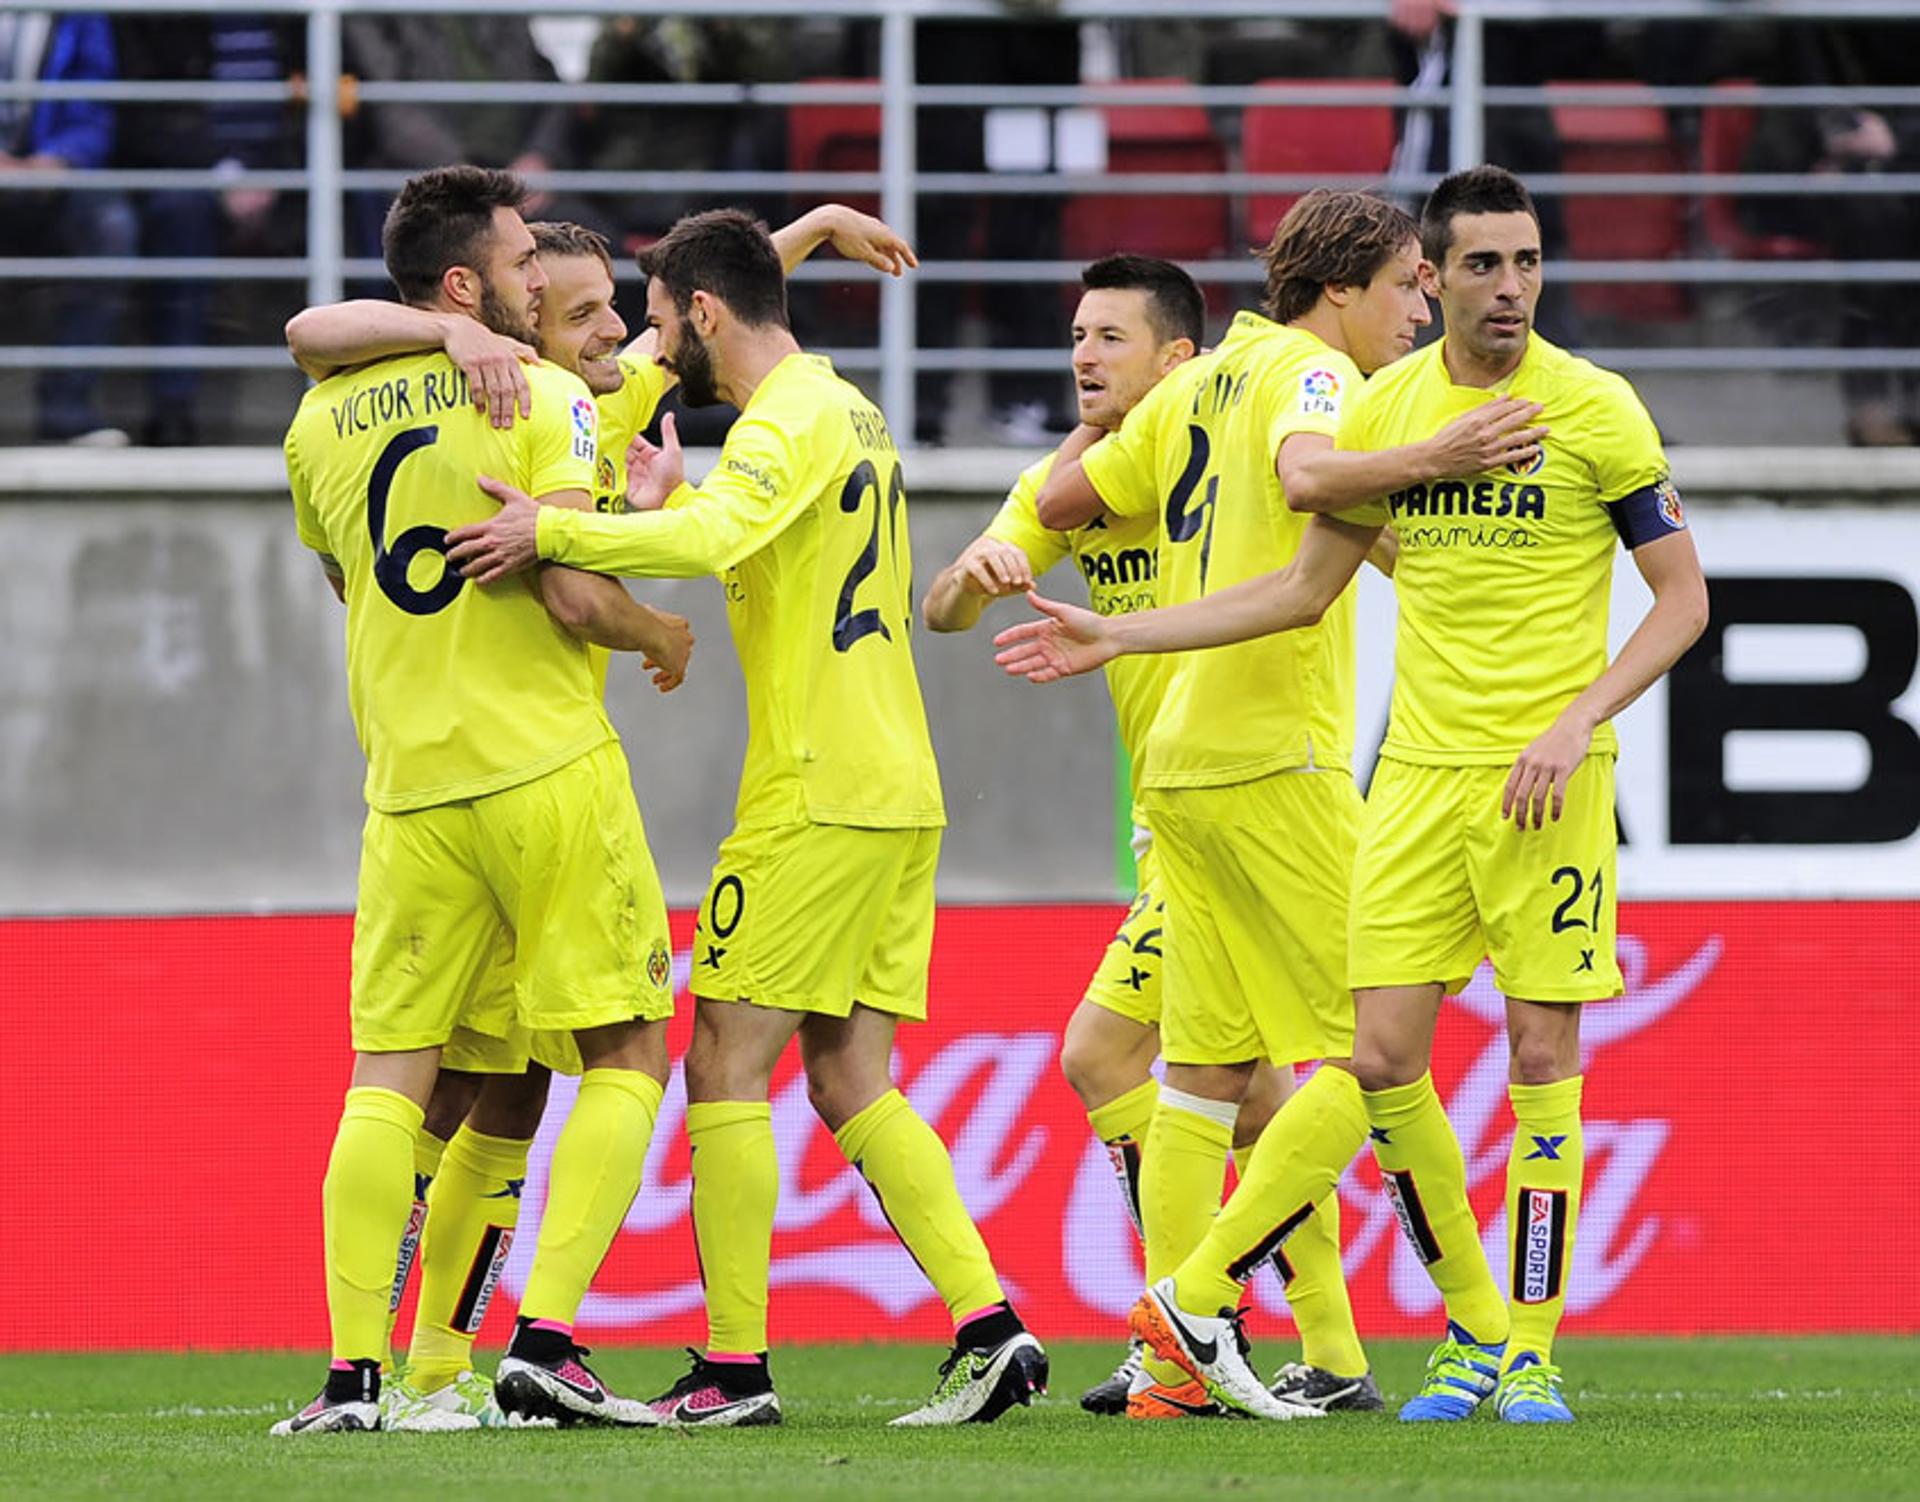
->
[1140, 1089, 1235, 1386]
[1505, 1076, 1583, 1367]
[1364, 1074, 1509, 1345]
[407, 1127, 531, 1391]
[324, 1086, 424, 1364]
[1173, 1068, 1370, 1376]
[1282, 1192, 1366, 1378]
[517, 1069, 662, 1326]
[688, 1100, 778, 1354]
[1142, 1089, 1234, 1281]
[835, 1090, 1004, 1325]
[384, 1129, 446, 1367]
[1087, 1079, 1158, 1241]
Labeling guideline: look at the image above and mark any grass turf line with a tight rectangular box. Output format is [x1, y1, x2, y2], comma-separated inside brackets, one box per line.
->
[1, 1338, 1916, 1502]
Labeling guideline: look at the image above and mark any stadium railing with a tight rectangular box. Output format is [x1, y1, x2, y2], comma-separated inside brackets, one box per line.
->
[1, 0, 1917, 445]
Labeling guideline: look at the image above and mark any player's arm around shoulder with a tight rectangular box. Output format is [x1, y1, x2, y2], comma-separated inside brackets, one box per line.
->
[283, 302, 535, 427]
[1034, 423, 1118, 531]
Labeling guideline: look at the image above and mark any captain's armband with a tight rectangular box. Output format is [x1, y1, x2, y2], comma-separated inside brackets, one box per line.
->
[1605, 473, 1687, 550]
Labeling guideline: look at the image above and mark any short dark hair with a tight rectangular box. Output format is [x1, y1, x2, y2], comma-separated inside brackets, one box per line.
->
[529, 220, 614, 276]
[1421, 164, 1540, 265]
[382, 165, 529, 305]
[1259, 189, 1420, 324]
[1079, 254, 1206, 348]
[636, 208, 788, 329]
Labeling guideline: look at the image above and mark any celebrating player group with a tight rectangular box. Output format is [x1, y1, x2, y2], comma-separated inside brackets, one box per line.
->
[274, 154, 1706, 1437]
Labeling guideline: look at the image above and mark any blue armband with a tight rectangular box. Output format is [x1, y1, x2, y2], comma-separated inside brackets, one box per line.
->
[1605, 474, 1687, 549]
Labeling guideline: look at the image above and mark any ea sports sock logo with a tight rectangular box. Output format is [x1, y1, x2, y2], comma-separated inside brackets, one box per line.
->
[1514, 1187, 1568, 1304]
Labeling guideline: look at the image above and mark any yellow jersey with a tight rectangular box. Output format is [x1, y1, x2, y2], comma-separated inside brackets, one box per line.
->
[985, 450, 1171, 798]
[1339, 334, 1673, 764]
[1082, 311, 1363, 789]
[592, 356, 670, 516]
[582, 357, 672, 696]
[286, 353, 611, 813]
[536, 352, 944, 830]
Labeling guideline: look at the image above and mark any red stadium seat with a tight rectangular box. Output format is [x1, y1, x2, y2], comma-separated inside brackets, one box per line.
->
[1548, 82, 1690, 322]
[1061, 79, 1231, 267]
[1699, 79, 1821, 261]
[787, 80, 883, 332]
[787, 79, 881, 217]
[1243, 78, 1397, 247]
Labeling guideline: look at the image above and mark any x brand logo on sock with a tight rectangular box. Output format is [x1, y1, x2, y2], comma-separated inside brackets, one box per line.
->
[1369, 1126, 1393, 1144]
[1523, 1134, 1567, 1161]
[483, 1177, 526, 1200]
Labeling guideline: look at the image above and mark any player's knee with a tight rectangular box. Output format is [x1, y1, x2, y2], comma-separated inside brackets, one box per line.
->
[423, 1069, 484, 1141]
[1507, 1033, 1578, 1086]
[1351, 1039, 1422, 1094]
[469, 1066, 552, 1139]
[1058, 1031, 1122, 1106]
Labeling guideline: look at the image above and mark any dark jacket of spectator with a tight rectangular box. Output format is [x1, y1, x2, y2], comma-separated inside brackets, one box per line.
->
[341, 16, 572, 171]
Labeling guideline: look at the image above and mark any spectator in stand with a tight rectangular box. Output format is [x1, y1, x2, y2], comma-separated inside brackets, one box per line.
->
[0, 9, 135, 445]
[341, 14, 595, 254]
[114, 13, 303, 445]
[1740, 20, 1920, 446]
[1383, 0, 1587, 347]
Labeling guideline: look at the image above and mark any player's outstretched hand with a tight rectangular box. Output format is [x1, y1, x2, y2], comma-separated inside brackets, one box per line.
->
[639, 606, 694, 692]
[442, 318, 537, 430]
[825, 205, 919, 277]
[1426, 396, 1547, 478]
[626, 412, 686, 512]
[993, 591, 1119, 683]
[1502, 715, 1594, 830]
[446, 476, 542, 584]
[957, 536, 1034, 598]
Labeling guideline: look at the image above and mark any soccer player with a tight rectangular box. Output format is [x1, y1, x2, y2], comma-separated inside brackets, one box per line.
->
[445, 208, 1047, 1429]
[272, 165, 686, 1435]
[922, 253, 1297, 1416]
[1012, 188, 1550, 1421]
[994, 166, 1709, 1425]
[281, 202, 914, 1427]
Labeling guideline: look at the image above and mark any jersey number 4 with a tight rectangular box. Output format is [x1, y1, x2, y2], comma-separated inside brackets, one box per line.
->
[368, 425, 462, 616]
[1166, 423, 1219, 592]
[833, 457, 908, 653]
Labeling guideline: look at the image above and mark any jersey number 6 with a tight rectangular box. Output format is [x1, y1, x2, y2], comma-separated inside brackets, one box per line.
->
[368, 425, 463, 617]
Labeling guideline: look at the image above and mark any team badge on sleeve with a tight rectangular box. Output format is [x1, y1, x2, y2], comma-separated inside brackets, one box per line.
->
[1298, 368, 1343, 417]
[1655, 474, 1686, 530]
[570, 396, 598, 463]
[646, 939, 672, 992]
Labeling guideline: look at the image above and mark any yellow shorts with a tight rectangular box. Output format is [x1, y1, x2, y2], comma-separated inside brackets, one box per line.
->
[1082, 837, 1163, 1029]
[351, 740, 676, 1054]
[1349, 754, 1623, 1002]
[1139, 769, 1361, 1068]
[691, 821, 940, 1020]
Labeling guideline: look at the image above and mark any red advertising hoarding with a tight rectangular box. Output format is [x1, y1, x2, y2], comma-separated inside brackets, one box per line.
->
[2, 902, 1915, 1351]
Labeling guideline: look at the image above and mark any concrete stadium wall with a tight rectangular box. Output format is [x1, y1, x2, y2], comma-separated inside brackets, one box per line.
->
[2, 447, 1915, 915]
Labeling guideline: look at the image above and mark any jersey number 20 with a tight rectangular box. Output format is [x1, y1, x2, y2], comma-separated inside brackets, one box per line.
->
[833, 457, 907, 653]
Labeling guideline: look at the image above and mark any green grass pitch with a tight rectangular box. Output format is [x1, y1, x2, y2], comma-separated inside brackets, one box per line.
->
[4, 1338, 1916, 1501]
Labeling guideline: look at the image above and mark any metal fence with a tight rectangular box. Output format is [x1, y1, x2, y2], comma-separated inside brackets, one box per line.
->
[2, 0, 1918, 443]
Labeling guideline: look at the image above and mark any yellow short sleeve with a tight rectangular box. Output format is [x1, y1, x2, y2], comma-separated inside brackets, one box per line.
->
[984, 453, 1072, 578]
